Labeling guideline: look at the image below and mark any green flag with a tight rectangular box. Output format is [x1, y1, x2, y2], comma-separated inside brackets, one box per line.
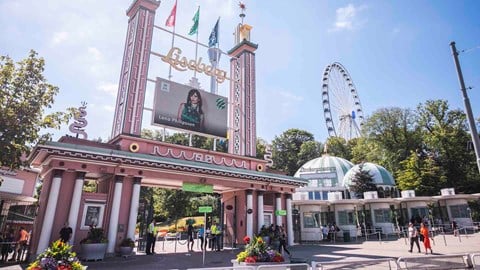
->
[188, 7, 199, 35]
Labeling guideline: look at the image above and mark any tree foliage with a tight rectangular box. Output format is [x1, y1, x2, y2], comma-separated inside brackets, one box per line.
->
[0, 50, 75, 169]
[271, 129, 317, 176]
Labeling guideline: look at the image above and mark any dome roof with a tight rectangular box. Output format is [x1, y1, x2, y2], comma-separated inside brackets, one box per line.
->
[343, 162, 395, 187]
[294, 155, 354, 186]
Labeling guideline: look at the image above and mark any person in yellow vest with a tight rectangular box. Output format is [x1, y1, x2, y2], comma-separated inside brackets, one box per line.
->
[146, 220, 155, 255]
[151, 224, 158, 254]
[210, 220, 221, 251]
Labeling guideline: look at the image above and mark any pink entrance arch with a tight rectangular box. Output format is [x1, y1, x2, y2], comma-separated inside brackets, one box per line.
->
[28, 0, 306, 257]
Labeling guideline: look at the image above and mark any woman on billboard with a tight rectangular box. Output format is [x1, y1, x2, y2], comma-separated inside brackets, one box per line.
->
[177, 89, 204, 132]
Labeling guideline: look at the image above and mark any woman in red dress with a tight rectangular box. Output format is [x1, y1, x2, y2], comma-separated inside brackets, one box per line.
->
[420, 222, 433, 255]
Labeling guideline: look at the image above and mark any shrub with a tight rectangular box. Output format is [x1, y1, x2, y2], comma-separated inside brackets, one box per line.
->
[80, 226, 108, 244]
[119, 238, 135, 248]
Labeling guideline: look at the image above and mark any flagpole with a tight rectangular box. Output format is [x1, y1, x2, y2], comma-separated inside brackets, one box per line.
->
[167, 0, 178, 80]
[168, 24, 176, 80]
[193, 6, 200, 78]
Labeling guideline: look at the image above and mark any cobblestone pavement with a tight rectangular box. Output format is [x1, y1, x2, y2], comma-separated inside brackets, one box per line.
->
[1, 232, 479, 270]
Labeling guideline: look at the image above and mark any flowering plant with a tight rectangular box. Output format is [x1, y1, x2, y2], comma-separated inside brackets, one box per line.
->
[27, 240, 84, 270]
[80, 225, 108, 244]
[236, 236, 284, 263]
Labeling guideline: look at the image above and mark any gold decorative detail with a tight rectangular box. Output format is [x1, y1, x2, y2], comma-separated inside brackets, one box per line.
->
[256, 164, 264, 172]
[129, 143, 139, 153]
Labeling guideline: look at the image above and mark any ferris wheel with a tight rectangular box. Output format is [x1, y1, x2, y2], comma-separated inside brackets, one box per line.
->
[321, 62, 364, 141]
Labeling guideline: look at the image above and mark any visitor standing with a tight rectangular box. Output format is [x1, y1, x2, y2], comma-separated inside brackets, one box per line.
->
[59, 222, 73, 244]
[198, 225, 207, 251]
[13, 227, 29, 262]
[187, 223, 195, 252]
[146, 220, 155, 255]
[408, 222, 421, 253]
[420, 222, 433, 255]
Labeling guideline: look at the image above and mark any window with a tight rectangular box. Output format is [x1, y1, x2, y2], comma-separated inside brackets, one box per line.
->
[338, 210, 355, 225]
[323, 179, 332, 187]
[450, 205, 469, 218]
[373, 209, 391, 223]
[303, 212, 324, 228]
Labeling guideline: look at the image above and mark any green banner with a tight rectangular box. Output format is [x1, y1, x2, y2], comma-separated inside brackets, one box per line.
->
[275, 210, 287, 216]
[199, 206, 213, 213]
[182, 182, 213, 193]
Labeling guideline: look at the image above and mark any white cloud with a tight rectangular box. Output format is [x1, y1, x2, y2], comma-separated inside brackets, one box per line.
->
[103, 105, 115, 112]
[329, 4, 367, 32]
[87, 47, 102, 61]
[51, 31, 69, 45]
[97, 82, 117, 96]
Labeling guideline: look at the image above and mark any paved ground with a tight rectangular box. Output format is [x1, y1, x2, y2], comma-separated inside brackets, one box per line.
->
[1, 232, 479, 269]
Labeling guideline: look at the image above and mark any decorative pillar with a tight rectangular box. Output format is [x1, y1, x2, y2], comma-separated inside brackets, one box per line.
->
[246, 190, 253, 238]
[275, 193, 282, 226]
[127, 177, 141, 240]
[228, 41, 258, 156]
[68, 172, 85, 244]
[37, 170, 63, 255]
[257, 191, 264, 233]
[286, 194, 294, 246]
[107, 176, 124, 253]
[111, 0, 160, 137]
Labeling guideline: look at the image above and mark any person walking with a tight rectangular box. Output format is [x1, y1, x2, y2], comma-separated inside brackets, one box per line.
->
[277, 225, 291, 258]
[407, 222, 421, 253]
[420, 222, 433, 255]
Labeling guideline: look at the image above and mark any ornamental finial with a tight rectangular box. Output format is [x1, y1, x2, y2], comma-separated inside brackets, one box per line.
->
[239, 2, 246, 23]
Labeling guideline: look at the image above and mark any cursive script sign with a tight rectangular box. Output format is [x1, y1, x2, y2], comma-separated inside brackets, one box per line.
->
[161, 47, 229, 83]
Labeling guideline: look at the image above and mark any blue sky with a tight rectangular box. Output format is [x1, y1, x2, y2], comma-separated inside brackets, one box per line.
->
[1, 0, 479, 143]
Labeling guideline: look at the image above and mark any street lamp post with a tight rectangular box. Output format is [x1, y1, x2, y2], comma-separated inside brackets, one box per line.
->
[450, 41, 480, 174]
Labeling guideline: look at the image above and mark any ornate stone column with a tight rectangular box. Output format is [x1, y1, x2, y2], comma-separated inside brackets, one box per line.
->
[275, 193, 282, 225]
[37, 170, 63, 255]
[257, 191, 264, 233]
[127, 177, 141, 240]
[286, 194, 294, 246]
[68, 172, 86, 244]
[246, 190, 253, 238]
[107, 176, 124, 253]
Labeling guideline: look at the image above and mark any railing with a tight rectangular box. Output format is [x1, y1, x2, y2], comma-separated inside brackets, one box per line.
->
[188, 267, 255, 270]
[397, 254, 473, 269]
[312, 258, 399, 270]
[469, 253, 480, 270]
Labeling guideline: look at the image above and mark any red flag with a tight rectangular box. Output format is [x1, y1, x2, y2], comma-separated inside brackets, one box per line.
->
[165, 1, 177, 27]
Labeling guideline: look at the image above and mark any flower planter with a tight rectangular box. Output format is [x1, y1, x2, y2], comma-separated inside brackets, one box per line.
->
[119, 246, 134, 256]
[80, 243, 108, 261]
[237, 261, 287, 270]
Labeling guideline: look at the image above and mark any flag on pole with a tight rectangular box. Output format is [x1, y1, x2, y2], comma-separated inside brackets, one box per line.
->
[188, 7, 200, 35]
[165, 0, 177, 27]
[208, 18, 220, 47]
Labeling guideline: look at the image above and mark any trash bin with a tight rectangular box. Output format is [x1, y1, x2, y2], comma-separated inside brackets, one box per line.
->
[343, 230, 351, 242]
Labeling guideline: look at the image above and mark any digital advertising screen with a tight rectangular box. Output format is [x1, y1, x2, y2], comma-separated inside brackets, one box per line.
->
[152, 78, 228, 138]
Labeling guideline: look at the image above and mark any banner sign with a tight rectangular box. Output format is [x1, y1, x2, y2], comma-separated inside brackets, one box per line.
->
[182, 182, 214, 193]
[199, 206, 213, 213]
[152, 78, 228, 138]
[275, 210, 287, 216]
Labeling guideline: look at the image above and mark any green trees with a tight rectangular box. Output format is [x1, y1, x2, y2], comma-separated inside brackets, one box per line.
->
[271, 129, 321, 176]
[349, 163, 377, 198]
[0, 51, 75, 169]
